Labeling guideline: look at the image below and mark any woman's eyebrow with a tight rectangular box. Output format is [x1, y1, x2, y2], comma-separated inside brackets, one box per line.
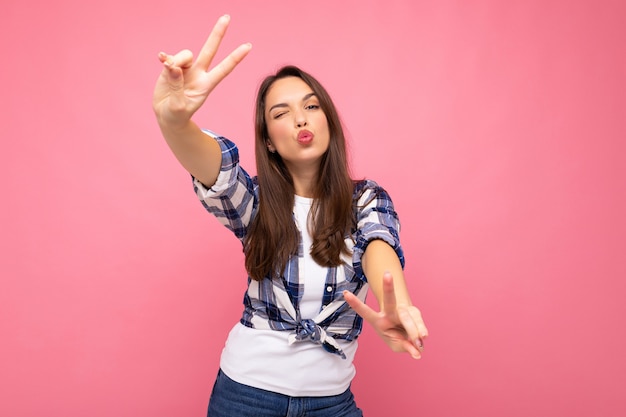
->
[268, 93, 317, 113]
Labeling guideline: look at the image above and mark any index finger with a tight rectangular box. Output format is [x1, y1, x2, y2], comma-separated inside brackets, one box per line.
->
[195, 14, 231, 71]
[343, 290, 378, 323]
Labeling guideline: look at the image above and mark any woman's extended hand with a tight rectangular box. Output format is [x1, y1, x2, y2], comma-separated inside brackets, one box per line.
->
[152, 15, 251, 129]
[344, 272, 428, 359]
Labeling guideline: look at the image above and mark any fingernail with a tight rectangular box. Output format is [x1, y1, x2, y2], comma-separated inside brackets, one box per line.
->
[414, 338, 424, 352]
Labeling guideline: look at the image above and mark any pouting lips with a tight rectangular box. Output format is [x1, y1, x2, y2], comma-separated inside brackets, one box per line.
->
[297, 129, 314, 144]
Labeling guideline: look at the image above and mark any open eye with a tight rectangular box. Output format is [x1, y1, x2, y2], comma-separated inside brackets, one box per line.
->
[305, 104, 320, 111]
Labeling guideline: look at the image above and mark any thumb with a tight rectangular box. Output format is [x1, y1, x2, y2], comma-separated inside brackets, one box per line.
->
[163, 63, 187, 109]
[158, 52, 187, 110]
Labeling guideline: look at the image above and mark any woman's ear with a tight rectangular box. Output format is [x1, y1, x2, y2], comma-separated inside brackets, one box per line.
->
[266, 140, 276, 153]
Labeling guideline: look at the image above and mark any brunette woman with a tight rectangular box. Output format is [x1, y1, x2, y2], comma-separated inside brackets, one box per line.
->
[153, 15, 428, 417]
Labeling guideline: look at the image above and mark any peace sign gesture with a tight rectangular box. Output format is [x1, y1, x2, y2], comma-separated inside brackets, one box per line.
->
[344, 272, 428, 360]
[152, 15, 251, 128]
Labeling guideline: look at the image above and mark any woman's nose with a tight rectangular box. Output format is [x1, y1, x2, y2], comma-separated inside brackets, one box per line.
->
[294, 111, 307, 127]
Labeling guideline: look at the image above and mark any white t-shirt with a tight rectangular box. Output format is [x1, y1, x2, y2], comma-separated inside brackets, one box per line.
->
[219, 195, 358, 397]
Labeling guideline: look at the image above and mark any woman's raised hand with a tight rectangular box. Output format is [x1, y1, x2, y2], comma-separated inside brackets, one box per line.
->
[152, 15, 251, 129]
[344, 272, 428, 360]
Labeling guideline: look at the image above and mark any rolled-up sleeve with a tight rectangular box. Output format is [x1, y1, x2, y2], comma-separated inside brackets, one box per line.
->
[192, 131, 258, 241]
[352, 180, 404, 281]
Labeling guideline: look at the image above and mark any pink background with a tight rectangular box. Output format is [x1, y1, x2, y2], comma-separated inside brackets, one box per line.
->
[2, 0, 625, 416]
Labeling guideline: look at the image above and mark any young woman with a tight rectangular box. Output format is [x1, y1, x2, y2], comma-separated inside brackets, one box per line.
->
[153, 15, 428, 417]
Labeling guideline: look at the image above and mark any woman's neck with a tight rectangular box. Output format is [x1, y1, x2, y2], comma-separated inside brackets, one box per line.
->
[292, 175, 316, 198]
[286, 163, 319, 198]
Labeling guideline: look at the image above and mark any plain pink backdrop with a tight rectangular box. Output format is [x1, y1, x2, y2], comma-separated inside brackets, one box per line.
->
[2, 0, 625, 416]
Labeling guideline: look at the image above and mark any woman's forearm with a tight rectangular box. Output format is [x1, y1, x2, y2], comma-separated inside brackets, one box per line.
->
[158, 119, 222, 188]
[362, 239, 413, 309]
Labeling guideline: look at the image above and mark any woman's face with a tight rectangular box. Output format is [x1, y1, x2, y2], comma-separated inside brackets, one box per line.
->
[264, 76, 330, 173]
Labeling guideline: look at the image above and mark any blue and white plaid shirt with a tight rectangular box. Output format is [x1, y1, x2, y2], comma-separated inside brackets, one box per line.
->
[193, 133, 404, 358]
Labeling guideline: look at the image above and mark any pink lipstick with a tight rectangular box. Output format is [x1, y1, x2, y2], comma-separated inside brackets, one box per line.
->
[297, 129, 314, 145]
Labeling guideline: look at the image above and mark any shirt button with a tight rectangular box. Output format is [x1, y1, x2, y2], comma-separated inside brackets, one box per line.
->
[326, 286, 333, 292]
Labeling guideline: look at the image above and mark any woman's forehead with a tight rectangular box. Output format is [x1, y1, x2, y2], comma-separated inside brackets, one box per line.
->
[266, 77, 314, 104]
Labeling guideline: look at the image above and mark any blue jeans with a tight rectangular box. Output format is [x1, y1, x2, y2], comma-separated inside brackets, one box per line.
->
[207, 369, 364, 417]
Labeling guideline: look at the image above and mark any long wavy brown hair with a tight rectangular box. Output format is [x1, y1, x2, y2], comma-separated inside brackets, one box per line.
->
[244, 66, 355, 281]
